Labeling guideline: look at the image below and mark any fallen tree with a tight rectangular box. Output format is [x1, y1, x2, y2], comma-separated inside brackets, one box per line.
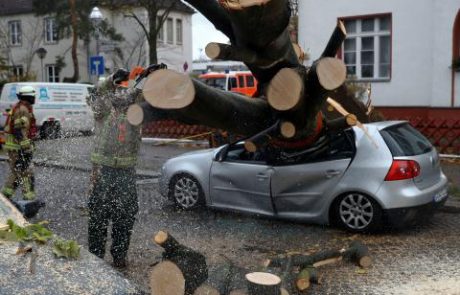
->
[128, 0, 369, 154]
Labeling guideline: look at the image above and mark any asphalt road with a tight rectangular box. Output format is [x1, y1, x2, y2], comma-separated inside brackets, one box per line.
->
[1, 141, 460, 294]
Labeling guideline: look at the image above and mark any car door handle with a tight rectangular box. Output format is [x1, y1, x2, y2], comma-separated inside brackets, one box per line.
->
[257, 173, 269, 180]
[325, 170, 342, 178]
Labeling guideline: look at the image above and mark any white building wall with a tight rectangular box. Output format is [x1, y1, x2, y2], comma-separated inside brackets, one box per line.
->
[0, 8, 193, 84]
[101, 8, 193, 74]
[299, 0, 459, 107]
[0, 14, 88, 82]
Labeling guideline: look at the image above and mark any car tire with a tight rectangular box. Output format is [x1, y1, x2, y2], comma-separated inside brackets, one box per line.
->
[169, 174, 204, 210]
[332, 192, 383, 233]
[40, 122, 61, 139]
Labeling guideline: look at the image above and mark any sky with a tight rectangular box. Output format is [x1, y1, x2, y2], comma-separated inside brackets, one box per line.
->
[192, 13, 229, 60]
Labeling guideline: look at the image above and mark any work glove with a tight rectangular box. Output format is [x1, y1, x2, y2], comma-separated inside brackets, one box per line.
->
[112, 68, 130, 85]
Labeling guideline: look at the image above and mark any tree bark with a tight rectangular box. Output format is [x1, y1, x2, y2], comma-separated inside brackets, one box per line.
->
[68, 0, 79, 82]
[154, 231, 208, 295]
[265, 240, 371, 269]
[246, 272, 282, 295]
[142, 69, 274, 136]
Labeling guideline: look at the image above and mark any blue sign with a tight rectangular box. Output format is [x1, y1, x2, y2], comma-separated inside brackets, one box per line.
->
[8, 85, 17, 101]
[39, 87, 49, 101]
[90, 56, 105, 76]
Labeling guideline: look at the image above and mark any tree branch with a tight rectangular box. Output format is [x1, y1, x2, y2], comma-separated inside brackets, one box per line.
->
[124, 12, 150, 42]
[183, 0, 235, 42]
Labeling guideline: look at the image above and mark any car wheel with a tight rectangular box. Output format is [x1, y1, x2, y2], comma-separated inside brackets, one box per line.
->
[40, 122, 61, 139]
[333, 192, 383, 233]
[169, 174, 204, 210]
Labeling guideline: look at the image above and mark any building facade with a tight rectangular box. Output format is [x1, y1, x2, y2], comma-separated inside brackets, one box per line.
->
[0, 0, 194, 83]
[299, 0, 460, 112]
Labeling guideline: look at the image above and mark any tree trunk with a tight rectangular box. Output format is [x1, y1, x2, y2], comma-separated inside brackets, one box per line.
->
[141, 69, 274, 136]
[68, 0, 79, 82]
[148, 10, 158, 64]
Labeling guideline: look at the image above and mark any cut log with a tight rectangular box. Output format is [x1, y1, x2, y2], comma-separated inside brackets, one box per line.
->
[219, 0, 271, 10]
[142, 69, 274, 137]
[295, 266, 320, 292]
[315, 58, 347, 91]
[246, 272, 282, 295]
[143, 69, 195, 109]
[267, 68, 304, 111]
[325, 114, 357, 133]
[127, 102, 176, 126]
[343, 240, 372, 268]
[149, 260, 185, 295]
[193, 284, 220, 295]
[205, 43, 275, 68]
[154, 231, 208, 295]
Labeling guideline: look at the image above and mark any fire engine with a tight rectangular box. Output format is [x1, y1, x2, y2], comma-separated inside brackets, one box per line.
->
[198, 71, 258, 97]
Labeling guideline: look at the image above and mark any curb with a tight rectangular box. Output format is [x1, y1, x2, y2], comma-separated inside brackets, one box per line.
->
[142, 137, 210, 148]
[0, 156, 160, 178]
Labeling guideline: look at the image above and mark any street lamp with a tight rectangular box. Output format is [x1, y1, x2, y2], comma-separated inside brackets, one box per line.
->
[90, 6, 103, 56]
[35, 47, 47, 82]
[90, 6, 103, 82]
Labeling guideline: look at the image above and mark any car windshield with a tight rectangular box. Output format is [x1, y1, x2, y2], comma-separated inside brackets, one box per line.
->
[199, 77, 226, 90]
[380, 123, 433, 156]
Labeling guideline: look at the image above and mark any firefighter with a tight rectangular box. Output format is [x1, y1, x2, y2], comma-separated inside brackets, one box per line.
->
[1, 86, 38, 202]
[86, 64, 166, 268]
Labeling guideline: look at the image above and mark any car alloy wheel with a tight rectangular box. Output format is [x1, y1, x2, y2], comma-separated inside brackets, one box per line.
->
[170, 174, 203, 209]
[338, 193, 380, 231]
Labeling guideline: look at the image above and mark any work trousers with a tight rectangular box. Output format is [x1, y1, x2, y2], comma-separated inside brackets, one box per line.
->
[87, 165, 139, 261]
[1, 151, 35, 200]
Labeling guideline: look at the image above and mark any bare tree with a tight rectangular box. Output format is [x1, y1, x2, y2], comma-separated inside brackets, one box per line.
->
[121, 0, 182, 64]
[0, 18, 44, 78]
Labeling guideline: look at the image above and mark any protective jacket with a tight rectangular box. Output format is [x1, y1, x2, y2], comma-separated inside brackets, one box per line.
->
[4, 101, 37, 152]
[86, 80, 142, 168]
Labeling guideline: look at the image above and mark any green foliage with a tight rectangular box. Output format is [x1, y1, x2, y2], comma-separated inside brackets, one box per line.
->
[32, 0, 123, 43]
[0, 219, 81, 259]
[53, 238, 81, 259]
[0, 219, 53, 244]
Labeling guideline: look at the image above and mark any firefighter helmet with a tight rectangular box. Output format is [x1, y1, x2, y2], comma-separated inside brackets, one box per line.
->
[17, 86, 36, 104]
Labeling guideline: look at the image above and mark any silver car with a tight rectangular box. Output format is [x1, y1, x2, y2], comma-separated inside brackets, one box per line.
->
[159, 121, 449, 232]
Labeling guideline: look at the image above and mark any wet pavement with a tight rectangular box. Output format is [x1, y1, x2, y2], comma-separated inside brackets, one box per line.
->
[1, 137, 460, 294]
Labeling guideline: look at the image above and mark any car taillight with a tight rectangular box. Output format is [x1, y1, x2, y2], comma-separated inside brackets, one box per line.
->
[384, 160, 421, 181]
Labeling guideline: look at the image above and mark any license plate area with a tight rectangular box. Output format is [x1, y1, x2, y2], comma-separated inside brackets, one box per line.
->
[434, 189, 448, 203]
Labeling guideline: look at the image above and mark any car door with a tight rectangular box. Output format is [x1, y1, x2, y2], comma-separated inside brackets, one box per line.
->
[271, 131, 355, 219]
[209, 143, 274, 215]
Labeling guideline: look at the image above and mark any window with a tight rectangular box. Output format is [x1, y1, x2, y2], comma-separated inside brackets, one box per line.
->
[45, 18, 58, 43]
[11, 65, 24, 78]
[341, 15, 391, 80]
[8, 21, 22, 46]
[157, 17, 164, 43]
[247, 75, 255, 87]
[176, 19, 183, 45]
[238, 75, 245, 88]
[166, 18, 173, 44]
[229, 77, 237, 90]
[46, 65, 59, 82]
[380, 123, 433, 157]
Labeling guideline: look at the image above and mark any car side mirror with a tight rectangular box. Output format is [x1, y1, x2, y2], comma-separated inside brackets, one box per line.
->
[215, 144, 229, 162]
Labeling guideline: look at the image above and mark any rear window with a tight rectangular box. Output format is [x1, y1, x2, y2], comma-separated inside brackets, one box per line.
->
[380, 123, 432, 156]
